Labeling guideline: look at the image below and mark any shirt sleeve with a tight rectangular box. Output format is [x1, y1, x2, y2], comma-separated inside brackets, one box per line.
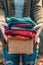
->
[32, 0, 43, 23]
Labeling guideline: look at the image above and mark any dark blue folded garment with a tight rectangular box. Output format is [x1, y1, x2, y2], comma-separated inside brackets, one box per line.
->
[6, 24, 33, 30]
[10, 24, 33, 28]
[8, 23, 34, 30]
[8, 22, 36, 28]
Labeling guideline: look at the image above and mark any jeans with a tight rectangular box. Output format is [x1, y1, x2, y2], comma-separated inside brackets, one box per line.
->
[3, 48, 38, 65]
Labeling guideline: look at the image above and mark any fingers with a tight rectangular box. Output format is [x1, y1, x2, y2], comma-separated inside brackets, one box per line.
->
[35, 27, 42, 43]
[34, 23, 43, 29]
[0, 25, 7, 42]
[0, 22, 8, 27]
[35, 37, 40, 44]
[36, 27, 42, 37]
[34, 23, 43, 43]
[34, 25, 41, 29]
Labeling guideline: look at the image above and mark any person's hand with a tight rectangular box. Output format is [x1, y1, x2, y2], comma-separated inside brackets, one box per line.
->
[0, 22, 8, 27]
[34, 23, 43, 43]
[0, 22, 8, 42]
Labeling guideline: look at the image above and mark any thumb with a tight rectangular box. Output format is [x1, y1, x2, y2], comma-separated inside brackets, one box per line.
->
[0, 22, 8, 27]
[35, 27, 42, 43]
[36, 27, 42, 37]
[34, 24, 42, 29]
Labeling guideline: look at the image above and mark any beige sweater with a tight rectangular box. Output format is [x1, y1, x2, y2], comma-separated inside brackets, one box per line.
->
[32, 0, 43, 23]
[0, 0, 43, 23]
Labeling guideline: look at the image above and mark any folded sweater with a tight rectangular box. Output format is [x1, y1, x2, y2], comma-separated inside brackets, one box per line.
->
[6, 27, 36, 33]
[5, 30, 36, 38]
[7, 35, 30, 40]
[6, 17, 37, 26]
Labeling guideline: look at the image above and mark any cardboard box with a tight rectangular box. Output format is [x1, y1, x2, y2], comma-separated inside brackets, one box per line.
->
[8, 39, 34, 54]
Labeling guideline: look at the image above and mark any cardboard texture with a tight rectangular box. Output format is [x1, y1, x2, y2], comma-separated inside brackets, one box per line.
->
[8, 39, 34, 54]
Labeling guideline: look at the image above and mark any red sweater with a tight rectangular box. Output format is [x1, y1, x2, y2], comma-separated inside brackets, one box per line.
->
[5, 30, 36, 38]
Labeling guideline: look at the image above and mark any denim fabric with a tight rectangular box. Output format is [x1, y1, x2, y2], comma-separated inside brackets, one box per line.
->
[22, 49, 39, 65]
[14, 0, 25, 18]
[3, 48, 38, 65]
[3, 49, 20, 65]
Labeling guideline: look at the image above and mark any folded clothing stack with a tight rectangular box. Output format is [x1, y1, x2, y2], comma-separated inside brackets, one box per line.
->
[5, 17, 37, 40]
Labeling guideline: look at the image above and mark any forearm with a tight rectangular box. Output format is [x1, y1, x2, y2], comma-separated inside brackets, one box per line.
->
[0, 9, 5, 22]
[33, 6, 43, 23]
[32, 0, 43, 23]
